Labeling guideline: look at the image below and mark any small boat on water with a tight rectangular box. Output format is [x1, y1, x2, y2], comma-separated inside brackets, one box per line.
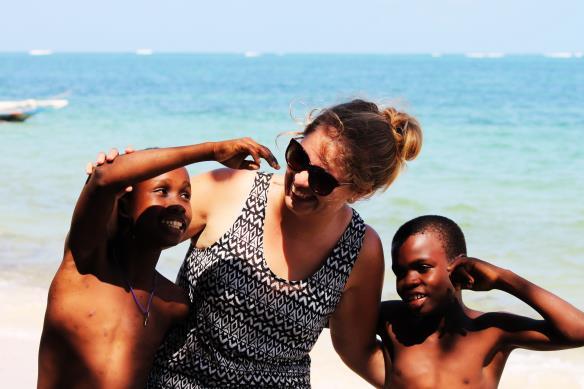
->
[0, 99, 68, 122]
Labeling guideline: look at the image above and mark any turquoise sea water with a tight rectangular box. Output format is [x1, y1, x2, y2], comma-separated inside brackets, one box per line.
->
[1, 53, 583, 316]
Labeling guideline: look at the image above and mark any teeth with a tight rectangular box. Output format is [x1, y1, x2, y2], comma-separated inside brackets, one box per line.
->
[292, 189, 312, 199]
[407, 294, 426, 302]
[162, 220, 183, 230]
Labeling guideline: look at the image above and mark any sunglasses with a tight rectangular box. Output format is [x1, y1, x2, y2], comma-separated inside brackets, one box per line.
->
[285, 138, 350, 196]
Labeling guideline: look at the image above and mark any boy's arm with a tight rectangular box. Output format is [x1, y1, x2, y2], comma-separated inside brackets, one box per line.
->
[69, 139, 278, 270]
[450, 256, 584, 351]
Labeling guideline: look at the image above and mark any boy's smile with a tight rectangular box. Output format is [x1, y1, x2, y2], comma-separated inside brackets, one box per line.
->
[128, 168, 192, 248]
[393, 231, 456, 316]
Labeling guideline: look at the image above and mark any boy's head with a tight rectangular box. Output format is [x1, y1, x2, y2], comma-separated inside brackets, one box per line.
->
[391, 215, 467, 316]
[118, 167, 192, 249]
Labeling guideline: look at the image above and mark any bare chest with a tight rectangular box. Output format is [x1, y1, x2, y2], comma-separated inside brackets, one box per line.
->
[44, 271, 177, 368]
[387, 329, 506, 389]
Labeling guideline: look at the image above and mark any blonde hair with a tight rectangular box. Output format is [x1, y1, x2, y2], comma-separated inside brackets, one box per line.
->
[303, 99, 422, 197]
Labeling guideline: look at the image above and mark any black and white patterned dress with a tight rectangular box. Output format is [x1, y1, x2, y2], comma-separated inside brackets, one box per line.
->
[147, 172, 366, 388]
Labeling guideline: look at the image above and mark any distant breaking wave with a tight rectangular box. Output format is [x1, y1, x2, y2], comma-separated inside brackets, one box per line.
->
[29, 50, 52, 56]
[543, 52, 583, 59]
[465, 52, 505, 59]
[136, 49, 154, 55]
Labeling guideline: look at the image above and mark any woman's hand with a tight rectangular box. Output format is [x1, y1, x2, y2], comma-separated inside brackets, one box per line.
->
[86, 146, 134, 193]
[212, 138, 280, 170]
[448, 255, 506, 291]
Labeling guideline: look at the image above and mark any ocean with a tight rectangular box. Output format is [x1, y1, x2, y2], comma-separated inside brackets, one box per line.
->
[1, 53, 583, 318]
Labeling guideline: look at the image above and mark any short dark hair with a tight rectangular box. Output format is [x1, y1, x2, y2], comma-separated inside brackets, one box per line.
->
[391, 215, 467, 262]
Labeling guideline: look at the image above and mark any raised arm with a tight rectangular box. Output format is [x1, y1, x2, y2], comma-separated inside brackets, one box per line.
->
[69, 139, 278, 271]
[329, 226, 386, 388]
[450, 256, 584, 351]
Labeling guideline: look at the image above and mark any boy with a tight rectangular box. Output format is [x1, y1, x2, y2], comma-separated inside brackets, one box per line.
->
[38, 139, 278, 388]
[378, 215, 584, 389]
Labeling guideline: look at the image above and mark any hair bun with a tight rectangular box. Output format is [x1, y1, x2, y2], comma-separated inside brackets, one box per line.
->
[382, 107, 422, 162]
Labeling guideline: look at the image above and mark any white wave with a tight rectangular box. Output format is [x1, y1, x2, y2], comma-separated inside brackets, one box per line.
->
[544, 52, 574, 58]
[465, 52, 505, 59]
[136, 48, 153, 55]
[29, 49, 52, 56]
[244, 51, 261, 58]
[431, 52, 442, 58]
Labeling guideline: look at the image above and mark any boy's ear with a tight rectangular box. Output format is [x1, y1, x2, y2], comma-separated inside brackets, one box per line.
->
[117, 196, 131, 218]
[448, 255, 473, 290]
[447, 254, 466, 273]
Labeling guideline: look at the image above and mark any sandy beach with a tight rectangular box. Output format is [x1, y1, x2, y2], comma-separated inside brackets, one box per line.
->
[2, 280, 583, 388]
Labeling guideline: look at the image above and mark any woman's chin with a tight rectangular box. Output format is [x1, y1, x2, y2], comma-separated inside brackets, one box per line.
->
[284, 193, 319, 215]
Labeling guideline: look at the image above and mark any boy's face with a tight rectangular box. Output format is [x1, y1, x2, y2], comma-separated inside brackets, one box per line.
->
[392, 231, 456, 316]
[126, 167, 192, 249]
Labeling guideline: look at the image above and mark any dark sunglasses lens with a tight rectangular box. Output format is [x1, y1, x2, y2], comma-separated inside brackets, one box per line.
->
[308, 168, 339, 196]
[285, 140, 309, 172]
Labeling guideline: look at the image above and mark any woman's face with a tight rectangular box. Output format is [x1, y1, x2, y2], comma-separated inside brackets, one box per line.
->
[284, 125, 359, 216]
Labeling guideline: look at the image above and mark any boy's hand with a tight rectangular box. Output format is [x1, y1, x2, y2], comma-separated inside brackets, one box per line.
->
[212, 138, 280, 170]
[448, 255, 505, 291]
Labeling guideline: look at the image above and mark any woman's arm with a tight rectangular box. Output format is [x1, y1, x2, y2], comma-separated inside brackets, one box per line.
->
[450, 256, 584, 350]
[69, 139, 278, 270]
[329, 226, 386, 388]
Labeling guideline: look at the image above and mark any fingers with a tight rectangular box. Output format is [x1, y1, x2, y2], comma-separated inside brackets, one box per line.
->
[447, 255, 466, 272]
[85, 162, 95, 175]
[94, 146, 127, 169]
[257, 145, 280, 170]
[124, 145, 134, 154]
[240, 160, 260, 170]
[247, 147, 262, 168]
[106, 148, 119, 162]
[242, 138, 280, 170]
[96, 151, 106, 166]
[449, 255, 474, 289]
[456, 267, 475, 289]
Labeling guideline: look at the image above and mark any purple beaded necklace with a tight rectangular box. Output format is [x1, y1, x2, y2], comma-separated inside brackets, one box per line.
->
[123, 272, 157, 327]
[114, 249, 158, 327]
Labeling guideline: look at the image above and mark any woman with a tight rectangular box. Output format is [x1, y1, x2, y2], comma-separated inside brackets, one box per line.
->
[99, 99, 422, 388]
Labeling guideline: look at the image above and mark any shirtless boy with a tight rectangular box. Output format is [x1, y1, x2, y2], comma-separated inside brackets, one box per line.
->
[378, 215, 584, 389]
[38, 138, 278, 389]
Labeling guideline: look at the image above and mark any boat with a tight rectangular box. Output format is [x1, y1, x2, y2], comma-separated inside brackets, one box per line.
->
[0, 99, 68, 122]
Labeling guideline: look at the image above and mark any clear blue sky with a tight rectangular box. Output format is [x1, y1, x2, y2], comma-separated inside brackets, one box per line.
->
[1, 0, 582, 53]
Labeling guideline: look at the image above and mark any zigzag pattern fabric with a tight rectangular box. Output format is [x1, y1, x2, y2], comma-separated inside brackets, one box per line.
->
[147, 172, 366, 388]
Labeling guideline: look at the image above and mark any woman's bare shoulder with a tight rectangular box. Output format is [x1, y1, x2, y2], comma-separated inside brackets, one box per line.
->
[190, 168, 256, 188]
[186, 169, 267, 243]
[357, 225, 384, 269]
[345, 224, 384, 290]
[189, 169, 257, 209]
